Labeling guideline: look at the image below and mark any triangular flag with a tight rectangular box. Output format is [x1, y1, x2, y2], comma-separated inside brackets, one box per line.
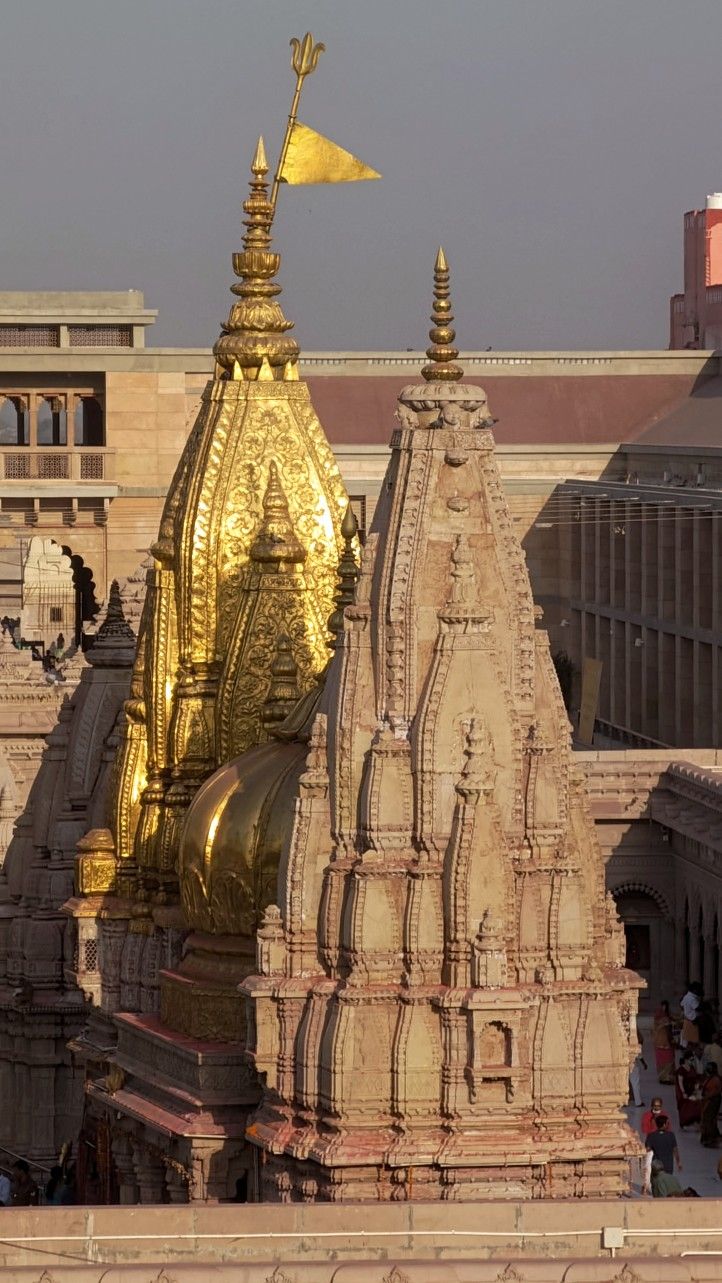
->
[279, 121, 381, 186]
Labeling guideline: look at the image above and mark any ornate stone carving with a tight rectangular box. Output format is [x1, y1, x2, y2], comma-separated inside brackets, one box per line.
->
[242, 254, 640, 1202]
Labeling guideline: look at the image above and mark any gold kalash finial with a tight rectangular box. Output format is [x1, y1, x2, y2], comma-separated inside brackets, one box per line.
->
[213, 135, 299, 381]
[421, 246, 464, 383]
[214, 33, 379, 383]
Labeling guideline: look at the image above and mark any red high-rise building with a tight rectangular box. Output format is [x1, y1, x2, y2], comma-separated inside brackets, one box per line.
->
[670, 193, 722, 348]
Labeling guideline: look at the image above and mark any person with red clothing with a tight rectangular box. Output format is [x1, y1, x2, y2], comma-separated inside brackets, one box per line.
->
[640, 1097, 667, 1194]
[676, 1050, 702, 1128]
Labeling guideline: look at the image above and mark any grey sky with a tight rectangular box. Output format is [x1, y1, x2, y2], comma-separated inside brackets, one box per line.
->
[0, 0, 718, 350]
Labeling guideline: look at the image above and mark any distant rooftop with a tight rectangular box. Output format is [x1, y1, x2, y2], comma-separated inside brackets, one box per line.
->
[0, 292, 156, 350]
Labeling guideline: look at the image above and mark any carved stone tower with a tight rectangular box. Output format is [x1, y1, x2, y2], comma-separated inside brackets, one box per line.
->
[243, 251, 641, 1201]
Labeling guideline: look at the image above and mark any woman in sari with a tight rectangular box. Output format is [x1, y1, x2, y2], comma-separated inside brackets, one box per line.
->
[676, 1050, 702, 1129]
[700, 1062, 722, 1147]
[653, 1001, 676, 1084]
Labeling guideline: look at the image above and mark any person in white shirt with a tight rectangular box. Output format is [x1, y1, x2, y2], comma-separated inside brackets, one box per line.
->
[680, 983, 703, 1048]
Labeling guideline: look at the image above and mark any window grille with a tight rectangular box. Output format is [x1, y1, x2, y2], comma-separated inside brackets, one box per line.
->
[0, 325, 59, 347]
[37, 454, 69, 479]
[83, 939, 98, 972]
[49, 606, 63, 623]
[80, 453, 104, 480]
[4, 454, 30, 479]
[68, 325, 132, 348]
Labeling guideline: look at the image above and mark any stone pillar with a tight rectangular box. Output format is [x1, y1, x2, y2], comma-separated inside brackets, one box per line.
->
[689, 928, 701, 988]
[703, 930, 716, 1002]
[164, 1164, 189, 1204]
[132, 1146, 166, 1204]
[112, 1136, 140, 1205]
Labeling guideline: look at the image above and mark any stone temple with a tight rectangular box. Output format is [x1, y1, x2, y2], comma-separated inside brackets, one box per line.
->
[51, 136, 641, 1202]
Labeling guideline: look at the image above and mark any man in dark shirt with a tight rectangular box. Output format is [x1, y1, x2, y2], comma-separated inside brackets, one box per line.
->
[645, 1114, 682, 1176]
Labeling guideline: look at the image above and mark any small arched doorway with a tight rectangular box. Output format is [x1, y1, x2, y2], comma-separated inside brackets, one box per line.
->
[612, 885, 673, 1013]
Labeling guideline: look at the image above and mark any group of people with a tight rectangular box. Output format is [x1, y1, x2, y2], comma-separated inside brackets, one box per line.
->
[0, 1155, 76, 1207]
[634, 984, 722, 1197]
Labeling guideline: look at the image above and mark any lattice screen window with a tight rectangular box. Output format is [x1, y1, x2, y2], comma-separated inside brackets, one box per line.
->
[349, 495, 367, 544]
[37, 455, 69, 479]
[0, 325, 59, 347]
[68, 325, 132, 348]
[84, 939, 98, 972]
[4, 454, 30, 479]
[80, 454, 104, 480]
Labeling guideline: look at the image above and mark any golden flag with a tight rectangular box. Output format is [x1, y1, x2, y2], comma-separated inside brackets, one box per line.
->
[279, 121, 381, 186]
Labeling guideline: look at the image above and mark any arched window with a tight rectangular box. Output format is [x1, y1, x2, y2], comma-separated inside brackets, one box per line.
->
[713, 915, 720, 1006]
[37, 396, 67, 446]
[684, 898, 690, 984]
[0, 396, 28, 445]
[74, 397, 104, 447]
[698, 905, 705, 989]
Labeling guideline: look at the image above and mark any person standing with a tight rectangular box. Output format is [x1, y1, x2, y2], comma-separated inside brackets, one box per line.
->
[645, 1114, 682, 1177]
[676, 1050, 702, 1129]
[11, 1160, 38, 1206]
[680, 982, 702, 1048]
[640, 1098, 667, 1195]
[652, 1001, 676, 1084]
[629, 1035, 647, 1107]
[704, 1032, 722, 1077]
[700, 1061, 722, 1147]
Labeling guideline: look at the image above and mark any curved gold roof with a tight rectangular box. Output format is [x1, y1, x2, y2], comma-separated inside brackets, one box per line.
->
[180, 740, 306, 935]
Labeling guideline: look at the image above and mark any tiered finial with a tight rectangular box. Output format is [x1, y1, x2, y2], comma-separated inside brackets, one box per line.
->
[94, 581, 136, 646]
[213, 137, 299, 380]
[421, 247, 463, 383]
[262, 634, 300, 726]
[249, 462, 306, 565]
[327, 505, 360, 648]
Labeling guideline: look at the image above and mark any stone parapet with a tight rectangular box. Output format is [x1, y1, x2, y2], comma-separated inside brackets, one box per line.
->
[0, 1201, 719, 1276]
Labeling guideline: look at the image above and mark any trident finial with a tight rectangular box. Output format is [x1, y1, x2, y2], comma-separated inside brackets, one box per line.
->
[271, 33, 326, 211]
[421, 247, 464, 383]
[290, 33, 325, 77]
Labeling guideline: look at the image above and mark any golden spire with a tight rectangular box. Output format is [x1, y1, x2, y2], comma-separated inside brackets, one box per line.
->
[213, 137, 300, 380]
[421, 246, 464, 383]
[327, 504, 360, 648]
[250, 461, 306, 565]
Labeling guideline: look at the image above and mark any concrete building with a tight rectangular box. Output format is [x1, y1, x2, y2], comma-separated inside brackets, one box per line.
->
[670, 193, 722, 349]
[0, 291, 208, 638]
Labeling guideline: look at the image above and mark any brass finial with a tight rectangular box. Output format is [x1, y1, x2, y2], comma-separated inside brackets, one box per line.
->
[250, 461, 306, 565]
[327, 504, 360, 648]
[213, 138, 299, 380]
[262, 633, 300, 725]
[421, 246, 463, 383]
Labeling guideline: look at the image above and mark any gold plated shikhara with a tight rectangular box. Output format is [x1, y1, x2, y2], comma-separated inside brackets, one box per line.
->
[74, 33, 367, 910]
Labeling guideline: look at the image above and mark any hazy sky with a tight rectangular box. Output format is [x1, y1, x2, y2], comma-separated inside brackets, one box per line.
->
[0, 0, 719, 350]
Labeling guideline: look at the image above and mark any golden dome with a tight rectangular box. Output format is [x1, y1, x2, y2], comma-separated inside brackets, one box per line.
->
[178, 505, 359, 940]
[179, 739, 307, 935]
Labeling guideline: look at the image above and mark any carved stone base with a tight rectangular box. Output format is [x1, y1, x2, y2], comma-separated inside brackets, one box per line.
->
[160, 930, 255, 1042]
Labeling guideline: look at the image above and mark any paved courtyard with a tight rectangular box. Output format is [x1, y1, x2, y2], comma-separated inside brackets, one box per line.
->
[624, 1019, 722, 1198]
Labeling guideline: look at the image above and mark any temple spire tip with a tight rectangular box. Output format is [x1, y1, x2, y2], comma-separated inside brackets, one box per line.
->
[421, 247, 464, 383]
